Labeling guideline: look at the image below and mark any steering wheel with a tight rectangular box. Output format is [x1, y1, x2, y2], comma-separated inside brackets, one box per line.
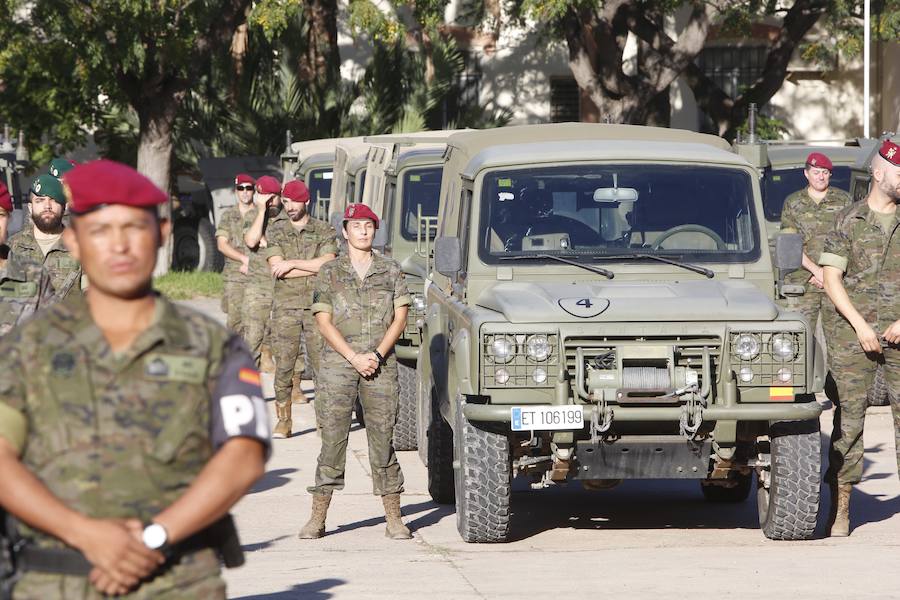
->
[651, 224, 727, 251]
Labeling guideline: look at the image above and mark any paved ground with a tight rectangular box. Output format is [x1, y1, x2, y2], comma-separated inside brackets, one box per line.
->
[180, 299, 900, 600]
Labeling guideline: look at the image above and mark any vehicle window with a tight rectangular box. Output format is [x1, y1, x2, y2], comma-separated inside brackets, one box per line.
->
[306, 168, 333, 218]
[478, 164, 759, 264]
[762, 166, 851, 220]
[400, 166, 443, 241]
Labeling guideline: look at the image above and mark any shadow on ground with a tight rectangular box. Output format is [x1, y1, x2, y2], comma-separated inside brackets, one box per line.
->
[251, 468, 298, 494]
[233, 578, 345, 599]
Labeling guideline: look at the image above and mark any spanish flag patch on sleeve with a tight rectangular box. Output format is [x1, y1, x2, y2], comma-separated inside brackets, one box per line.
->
[239, 368, 261, 387]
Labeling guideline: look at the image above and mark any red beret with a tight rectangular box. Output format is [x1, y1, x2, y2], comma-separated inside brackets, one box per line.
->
[63, 160, 167, 214]
[343, 203, 379, 229]
[0, 182, 11, 213]
[235, 173, 255, 186]
[282, 180, 310, 203]
[255, 176, 281, 195]
[879, 140, 900, 166]
[805, 152, 833, 171]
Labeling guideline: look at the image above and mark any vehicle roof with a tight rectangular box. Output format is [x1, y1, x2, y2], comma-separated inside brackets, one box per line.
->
[460, 140, 750, 180]
[296, 152, 335, 175]
[394, 146, 446, 171]
[447, 123, 732, 160]
[764, 145, 862, 169]
[363, 129, 470, 145]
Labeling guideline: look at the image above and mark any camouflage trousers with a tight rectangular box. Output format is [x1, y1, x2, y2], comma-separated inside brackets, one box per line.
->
[11, 549, 225, 599]
[240, 283, 274, 367]
[221, 276, 245, 334]
[272, 308, 322, 407]
[308, 350, 404, 496]
[827, 333, 900, 485]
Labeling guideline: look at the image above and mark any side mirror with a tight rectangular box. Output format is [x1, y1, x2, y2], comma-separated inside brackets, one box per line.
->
[774, 233, 802, 272]
[373, 226, 388, 250]
[434, 237, 462, 277]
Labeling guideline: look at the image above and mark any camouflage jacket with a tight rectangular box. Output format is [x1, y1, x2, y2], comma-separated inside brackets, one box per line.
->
[215, 205, 250, 282]
[780, 186, 852, 291]
[266, 217, 337, 310]
[0, 292, 270, 549]
[820, 201, 900, 333]
[242, 207, 285, 289]
[0, 253, 56, 337]
[311, 253, 411, 352]
[7, 226, 82, 297]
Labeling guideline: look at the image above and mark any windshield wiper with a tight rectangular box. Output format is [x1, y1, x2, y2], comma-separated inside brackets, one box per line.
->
[499, 254, 614, 279]
[593, 253, 714, 278]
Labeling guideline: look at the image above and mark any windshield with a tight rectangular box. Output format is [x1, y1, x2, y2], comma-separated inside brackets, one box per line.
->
[306, 168, 333, 218]
[479, 164, 759, 264]
[762, 166, 851, 220]
[400, 166, 442, 241]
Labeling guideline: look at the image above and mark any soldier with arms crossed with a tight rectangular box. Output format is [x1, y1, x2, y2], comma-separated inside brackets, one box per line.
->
[0, 160, 270, 598]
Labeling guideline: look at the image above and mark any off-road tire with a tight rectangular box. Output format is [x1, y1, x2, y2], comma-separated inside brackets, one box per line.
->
[426, 379, 455, 504]
[454, 402, 511, 543]
[173, 218, 223, 272]
[701, 472, 753, 503]
[757, 419, 821, 540]
[393, 362, 418, 451]
[866, 363, 894, 407]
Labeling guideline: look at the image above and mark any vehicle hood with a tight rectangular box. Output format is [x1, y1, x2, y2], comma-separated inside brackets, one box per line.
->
[475, 280, 777, 323]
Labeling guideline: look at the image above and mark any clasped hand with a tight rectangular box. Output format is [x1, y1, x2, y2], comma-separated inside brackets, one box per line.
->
[350, 352, 380, 377]
[74, 517, 165, 597]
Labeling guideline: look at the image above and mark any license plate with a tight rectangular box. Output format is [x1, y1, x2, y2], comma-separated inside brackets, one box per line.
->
[511, 406, 584, 431]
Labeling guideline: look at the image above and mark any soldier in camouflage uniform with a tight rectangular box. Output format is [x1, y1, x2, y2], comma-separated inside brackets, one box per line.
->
[215, 173, 255, 333]
[0, 160, 269, 599]
[299, 203, 413, 541]
[0, 184, 55, 337]
[266, 180, 337, 438]
[779, 152, 852, 331]
[242, 176, 284, 368]
[820, 140, 900, 537]
[8, 175, 82, 298]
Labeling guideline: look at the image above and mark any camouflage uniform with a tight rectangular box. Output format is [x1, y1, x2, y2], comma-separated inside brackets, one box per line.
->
[266, 217, 337, 410]
[7, 227, 81, 298]
[0, 293, 270, 599]
[819, 202, 900, 485]
[215, 205, 248, 333]
[0, 252, 55, 337]
[240, 207, 281, 365]
[780, 186, 852, 332]
[308, 253, 411, 496]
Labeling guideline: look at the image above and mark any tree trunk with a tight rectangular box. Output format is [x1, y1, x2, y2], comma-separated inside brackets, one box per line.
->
[299, 0, 340, 91]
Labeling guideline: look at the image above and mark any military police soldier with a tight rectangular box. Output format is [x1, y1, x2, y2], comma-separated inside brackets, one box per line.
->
[8, 175, 82, 298]
[820, 139, 900, 536]
[780, 152, 852, 330]
[299, 203, 412, 540]
[0, 182, 55, 337]
[266, 180, 337, 438]
[0, 160, 269, 598]
[215, 173, 256, 334]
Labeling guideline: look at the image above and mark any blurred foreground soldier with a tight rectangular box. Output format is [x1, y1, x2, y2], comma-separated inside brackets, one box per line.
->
[267, 180, 337, 437]
[820, 140, 900, 537]
[300, 203, 412, 540]
[0, 160, 269, 598]
[242, 176, 283, 369]
[0, 183, 55, 337]
[215, 173, 255, 333]
[8, 175, 81, 298]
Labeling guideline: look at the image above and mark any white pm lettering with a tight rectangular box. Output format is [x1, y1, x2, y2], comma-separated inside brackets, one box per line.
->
[220, 394, 268, 438]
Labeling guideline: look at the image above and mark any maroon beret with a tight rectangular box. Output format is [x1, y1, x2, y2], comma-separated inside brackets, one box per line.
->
[63, 160, 167, 215]
[255, 176, 281, 195]
[235, 173, 255, 186]
[880, 140, 900, 166]
[0, 182, 11, 213]
[282, 180, 310, 203]
[805, 152, 833, 171]
[343, 203, 379, 229]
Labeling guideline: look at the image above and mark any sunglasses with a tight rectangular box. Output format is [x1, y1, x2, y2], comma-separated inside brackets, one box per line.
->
[236, 185, 254, 191]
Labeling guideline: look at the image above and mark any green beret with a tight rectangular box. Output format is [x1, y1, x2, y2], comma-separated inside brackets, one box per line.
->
[31, 174, 66, 205]
[49, 158, 77, 178]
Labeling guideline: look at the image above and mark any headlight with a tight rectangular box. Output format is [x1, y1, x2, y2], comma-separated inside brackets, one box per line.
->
[495, 368, 510, 384]
[411, 294, 426, 313]
[532, 367, 548, 384]
[733, 334, 761, 361]
[489, 336, 515, 363]
[776, 367, 792, 383]
[739, 367, 754, 383]
[771, 334, 796, 360]
[525, 334, 552, 361]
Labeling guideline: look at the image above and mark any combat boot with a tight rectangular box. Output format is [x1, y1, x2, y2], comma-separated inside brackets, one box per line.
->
[291, 373, 308, 404]
[260, 345, 275, 374]
[298, 494, 332, 539]
[382, 493, 412, 540]
[272, 402, 292, 439]
[831, 483, 852, 537]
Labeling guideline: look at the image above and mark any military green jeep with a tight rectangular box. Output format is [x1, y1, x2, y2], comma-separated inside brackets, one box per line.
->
[417, 123, 826, 543]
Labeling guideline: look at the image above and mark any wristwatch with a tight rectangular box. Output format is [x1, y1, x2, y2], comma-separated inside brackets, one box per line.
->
[372, 349, 385, 365]
[142, 522, 170, 553]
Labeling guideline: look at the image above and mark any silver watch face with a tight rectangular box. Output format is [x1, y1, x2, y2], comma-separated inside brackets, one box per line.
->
[142, 523, 168, 549]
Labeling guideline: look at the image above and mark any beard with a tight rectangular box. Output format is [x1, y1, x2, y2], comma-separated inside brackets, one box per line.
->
[266, 203, 282, 219]
[288, 206, 307, 222]
[33, 210, 64, 233]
